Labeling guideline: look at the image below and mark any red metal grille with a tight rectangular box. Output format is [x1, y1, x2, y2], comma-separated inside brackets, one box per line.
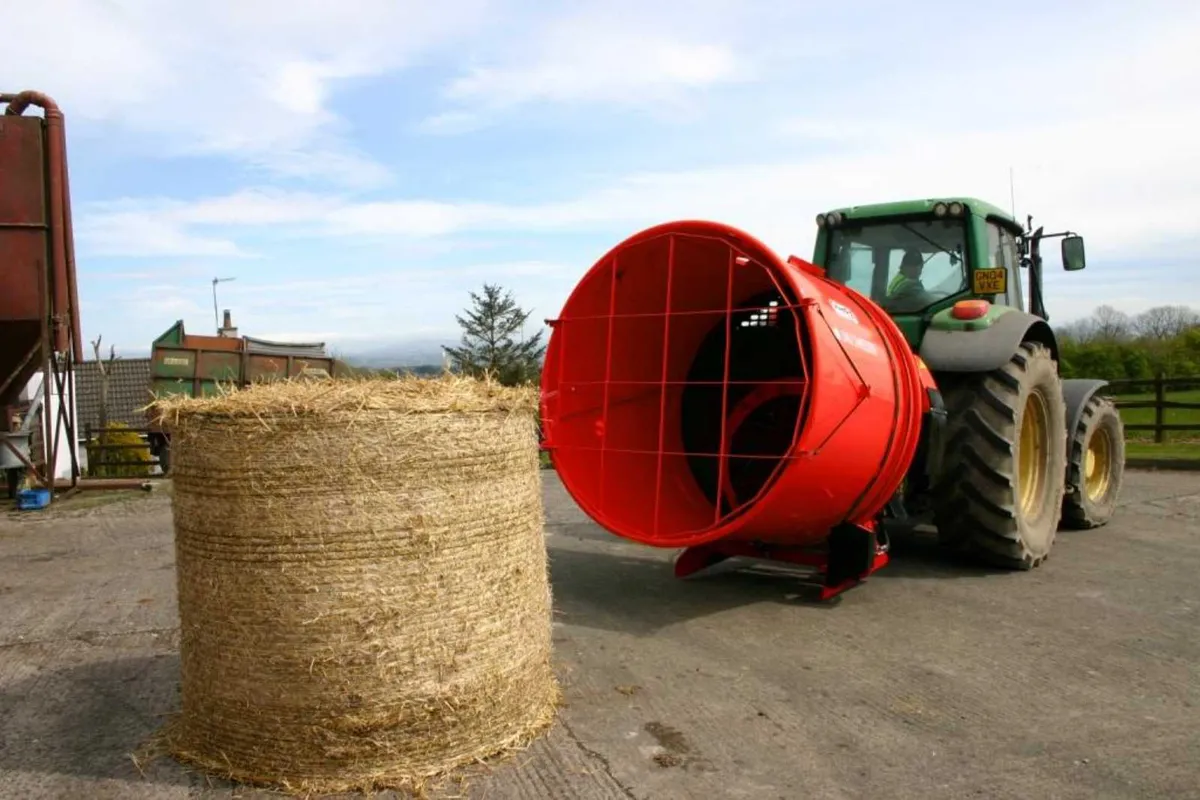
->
[543, 229, 813, 544]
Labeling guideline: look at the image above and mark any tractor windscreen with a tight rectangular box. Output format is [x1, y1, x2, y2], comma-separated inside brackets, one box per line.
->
[824, 218, 968, 314]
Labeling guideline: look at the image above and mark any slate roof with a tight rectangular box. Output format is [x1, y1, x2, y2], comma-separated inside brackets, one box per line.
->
[74, 357, 153, 433]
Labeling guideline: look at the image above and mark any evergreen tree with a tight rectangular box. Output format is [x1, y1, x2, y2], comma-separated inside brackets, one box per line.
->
[443, 283, 546, 385]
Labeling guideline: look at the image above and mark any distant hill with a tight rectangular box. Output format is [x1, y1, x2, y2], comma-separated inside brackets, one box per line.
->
[339, 336, 451, 368]
[113, 331, 457, 371]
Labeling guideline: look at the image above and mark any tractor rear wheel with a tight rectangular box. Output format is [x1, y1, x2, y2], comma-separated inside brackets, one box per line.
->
[931, 341, 1068, 569]
[1061, 394, 1124, 529]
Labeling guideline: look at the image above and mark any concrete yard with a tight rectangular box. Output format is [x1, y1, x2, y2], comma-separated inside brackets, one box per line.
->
[1, 470, 1197, 799]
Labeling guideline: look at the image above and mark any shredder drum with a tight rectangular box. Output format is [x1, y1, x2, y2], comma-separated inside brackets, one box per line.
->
[540, 220, 927, 549]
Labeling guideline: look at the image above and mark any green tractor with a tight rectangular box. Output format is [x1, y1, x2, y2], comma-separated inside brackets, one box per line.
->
[811, 197, 1124, 569]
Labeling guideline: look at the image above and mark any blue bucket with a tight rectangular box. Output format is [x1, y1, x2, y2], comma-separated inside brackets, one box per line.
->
[16, 488, 51, 511]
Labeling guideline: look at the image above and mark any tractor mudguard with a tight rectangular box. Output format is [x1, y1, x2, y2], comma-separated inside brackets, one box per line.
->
[1062, 379, 1109, 444]
[919, 308, 1058, 373]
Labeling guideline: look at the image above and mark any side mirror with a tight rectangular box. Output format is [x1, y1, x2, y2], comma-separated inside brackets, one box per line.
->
[1062, 235, 1086, 271]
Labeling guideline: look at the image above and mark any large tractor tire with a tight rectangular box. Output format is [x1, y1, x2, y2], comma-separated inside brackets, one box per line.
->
[931, 341, 1068, 569]
[1061, 394, 1125, 529]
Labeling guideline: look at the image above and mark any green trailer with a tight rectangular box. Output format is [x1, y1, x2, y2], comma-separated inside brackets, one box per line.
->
[146, 316, 344, 471]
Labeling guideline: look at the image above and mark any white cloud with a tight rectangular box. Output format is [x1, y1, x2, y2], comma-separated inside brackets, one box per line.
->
[324, 201, 470, 238]
[76, 209, 246, 258]
[115, 283, 211, 329]
[84, 85, 1200, 266]
[2, 0, 493, 185]
[272, 61, 340, 116]
[421, 1, 760, 131]
[443, 36, 741, 110]
[75, 189, 346, 256]
[73, 1, 1200, 270]
[5, 1, 765, 177]
[34, 0, 1200, 347]
[417, 110, 487, 136]
[85, 258, 572, 355]
[175, 189, 342, 226]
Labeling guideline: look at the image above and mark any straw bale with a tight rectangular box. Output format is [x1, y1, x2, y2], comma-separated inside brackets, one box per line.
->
[147, 375, 558, 795]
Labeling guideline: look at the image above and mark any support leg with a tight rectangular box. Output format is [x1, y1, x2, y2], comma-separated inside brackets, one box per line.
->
[819, 523, 889, 600]
[674, 545, 733, 578]
[674, 526, 890, 601]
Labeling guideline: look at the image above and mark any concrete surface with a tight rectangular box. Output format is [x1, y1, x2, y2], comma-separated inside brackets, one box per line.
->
[0, 470, 1197, 799]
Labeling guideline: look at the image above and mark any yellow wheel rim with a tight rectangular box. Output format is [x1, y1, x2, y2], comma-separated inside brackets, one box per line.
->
[1084, 427, 1113, 502]
[1018, 391, 1049, 519]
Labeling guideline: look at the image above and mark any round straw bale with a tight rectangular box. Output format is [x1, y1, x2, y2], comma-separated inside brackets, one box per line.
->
[148, 375, 558, 794]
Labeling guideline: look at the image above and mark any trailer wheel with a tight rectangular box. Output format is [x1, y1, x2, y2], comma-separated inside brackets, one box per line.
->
[1061, 395, 1124, 529]
[931, 341, 1067, 569]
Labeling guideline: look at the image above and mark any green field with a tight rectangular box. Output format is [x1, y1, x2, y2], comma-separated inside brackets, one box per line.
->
[1112, 388, 1200, 443]
[1110, 386, 1200, 462]
[1124, 441, 1200, 460]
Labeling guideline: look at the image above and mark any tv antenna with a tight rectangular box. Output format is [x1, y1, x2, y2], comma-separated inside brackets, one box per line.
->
[1009, 166, 1017, 218]
[212, 276, 236, 330]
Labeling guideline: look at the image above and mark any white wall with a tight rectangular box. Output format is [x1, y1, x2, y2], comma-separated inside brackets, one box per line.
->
[20, 369, 80, 482]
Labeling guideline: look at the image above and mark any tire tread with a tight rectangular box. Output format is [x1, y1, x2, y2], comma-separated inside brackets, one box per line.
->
[932, 342, 1067, 569]
[1062, 394, 1125, 529]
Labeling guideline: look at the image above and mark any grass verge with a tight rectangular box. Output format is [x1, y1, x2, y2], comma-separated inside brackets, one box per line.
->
[1115, 388, 1200, 443]
[1124, 441, 1200, 461]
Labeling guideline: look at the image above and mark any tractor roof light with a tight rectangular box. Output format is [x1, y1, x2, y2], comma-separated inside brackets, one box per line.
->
[951, 299, 991, 320]
[817, 210, 843, 228]
[948, 201, 964, 216]
[933, 202, 948, 217]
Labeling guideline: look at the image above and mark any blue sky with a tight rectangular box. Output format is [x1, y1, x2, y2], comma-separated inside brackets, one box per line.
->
[6, 0, 1199, 359]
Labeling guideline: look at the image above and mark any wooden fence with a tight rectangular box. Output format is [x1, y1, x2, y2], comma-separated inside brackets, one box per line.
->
[1105, 376, 1200, 443]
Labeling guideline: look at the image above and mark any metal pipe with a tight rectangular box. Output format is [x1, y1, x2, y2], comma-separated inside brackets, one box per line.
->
[53, 478, 155, 491]
[60, 135, 84, 363]
[65, 355, 79, 487]
[38, 225, 55, 489]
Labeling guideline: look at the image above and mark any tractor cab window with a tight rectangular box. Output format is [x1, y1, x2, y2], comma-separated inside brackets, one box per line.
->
[825, 218, 969, 314]
[837, 242, 876, 297]
[986, 222, 1024, 310]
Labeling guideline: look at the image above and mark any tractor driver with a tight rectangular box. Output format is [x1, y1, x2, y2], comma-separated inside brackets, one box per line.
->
[884, 249, 936, 311]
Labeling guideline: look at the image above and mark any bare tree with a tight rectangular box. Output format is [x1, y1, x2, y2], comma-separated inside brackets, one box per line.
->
[90, 336, 118, 433]
[1133, 305, 1200, 341]
[1055, 317, 1096, 343]
[1091, 304, 1132, 342]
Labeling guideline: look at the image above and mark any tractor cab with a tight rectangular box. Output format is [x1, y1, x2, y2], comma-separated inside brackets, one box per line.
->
[810, 197, 1087, 350]
[804, 195, 1120, 569]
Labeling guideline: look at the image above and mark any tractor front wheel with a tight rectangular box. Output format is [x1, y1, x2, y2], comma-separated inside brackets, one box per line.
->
[932, 341, 1068, 569]
[1061, 394, 1125, 529]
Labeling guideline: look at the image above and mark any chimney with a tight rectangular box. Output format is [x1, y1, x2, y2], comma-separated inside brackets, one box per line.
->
[218, 309, 239, 338]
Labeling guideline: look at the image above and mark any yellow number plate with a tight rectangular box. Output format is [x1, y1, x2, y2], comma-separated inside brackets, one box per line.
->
[973, 268, 1007, 295]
